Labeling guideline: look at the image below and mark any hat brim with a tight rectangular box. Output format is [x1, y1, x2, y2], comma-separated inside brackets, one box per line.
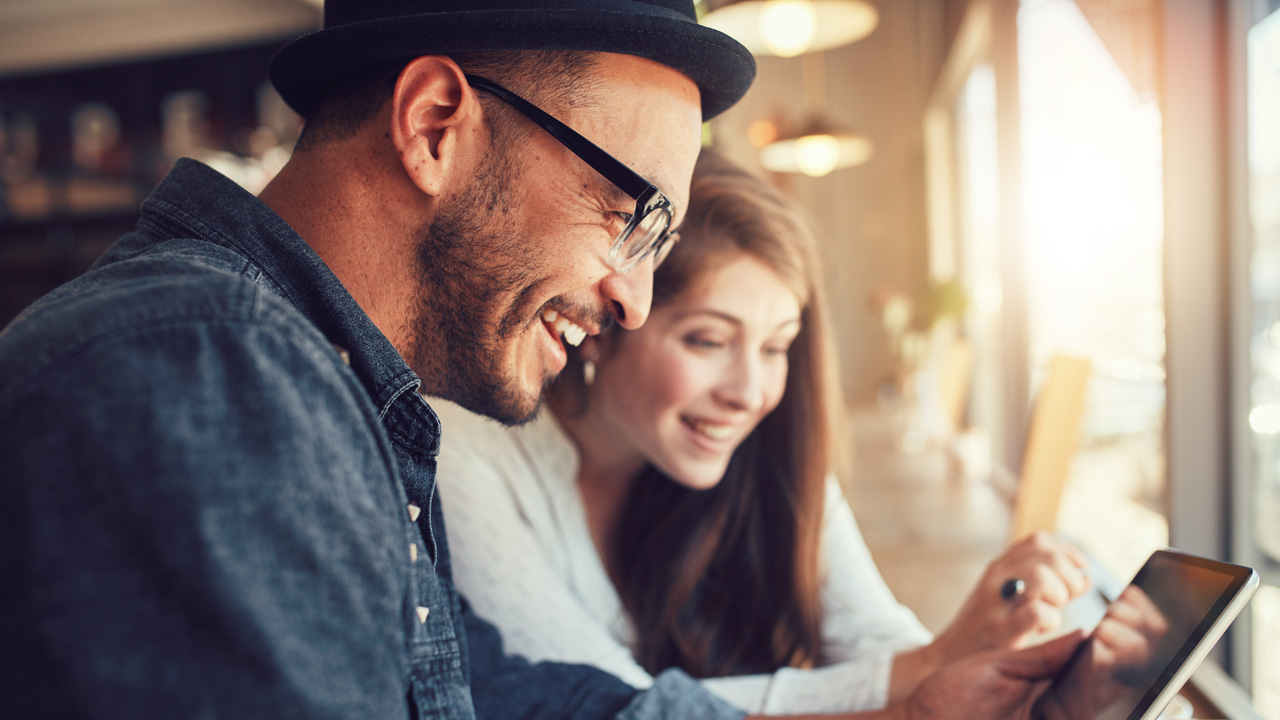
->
[269, 9, 756, 120]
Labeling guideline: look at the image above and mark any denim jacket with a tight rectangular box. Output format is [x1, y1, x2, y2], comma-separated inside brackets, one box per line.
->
[0, 159, 744, 720]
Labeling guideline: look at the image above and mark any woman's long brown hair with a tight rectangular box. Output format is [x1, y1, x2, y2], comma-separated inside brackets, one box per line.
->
[559, 148, 848, 678]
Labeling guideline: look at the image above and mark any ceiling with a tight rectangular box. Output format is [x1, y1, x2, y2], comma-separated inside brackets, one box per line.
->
[0, 0, 321, 77]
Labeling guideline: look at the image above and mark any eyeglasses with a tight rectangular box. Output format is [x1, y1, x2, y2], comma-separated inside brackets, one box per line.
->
[465, 74, 678, 273]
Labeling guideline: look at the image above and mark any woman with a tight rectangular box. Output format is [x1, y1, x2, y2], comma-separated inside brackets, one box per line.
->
[433, 149, 1090, 714]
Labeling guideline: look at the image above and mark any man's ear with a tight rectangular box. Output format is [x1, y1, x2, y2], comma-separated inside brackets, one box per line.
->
[389, 56, 480, 198]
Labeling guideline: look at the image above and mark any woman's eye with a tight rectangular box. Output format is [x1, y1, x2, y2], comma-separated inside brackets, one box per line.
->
[610, 211, 634, 229]
[685, 336, 726, 351]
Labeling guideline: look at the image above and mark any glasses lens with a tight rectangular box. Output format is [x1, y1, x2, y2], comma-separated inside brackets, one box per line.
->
[616, 207, 671, 271]
[651, 231, 679, 269]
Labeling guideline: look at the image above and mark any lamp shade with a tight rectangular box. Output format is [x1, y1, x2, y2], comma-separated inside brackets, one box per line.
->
[759, 118, 873, 176]
[701, 0, 879, 58]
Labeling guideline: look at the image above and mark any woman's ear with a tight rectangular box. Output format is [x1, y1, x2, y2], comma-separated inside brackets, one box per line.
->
[389, 56, 483, 198]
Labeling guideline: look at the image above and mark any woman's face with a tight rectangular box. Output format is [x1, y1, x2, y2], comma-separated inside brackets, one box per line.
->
[591, 251, 803, 489]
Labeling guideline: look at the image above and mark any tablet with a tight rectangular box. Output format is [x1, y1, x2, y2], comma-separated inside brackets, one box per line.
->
[1032, 549, 1258, 720]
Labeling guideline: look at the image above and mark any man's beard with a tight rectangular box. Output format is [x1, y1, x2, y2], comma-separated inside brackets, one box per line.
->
[407, 150, 547, 426]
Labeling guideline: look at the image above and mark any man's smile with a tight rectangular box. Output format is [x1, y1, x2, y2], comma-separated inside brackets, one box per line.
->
[540, 307, 588, 347]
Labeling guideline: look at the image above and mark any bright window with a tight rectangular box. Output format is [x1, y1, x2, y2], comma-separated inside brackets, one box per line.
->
[1245, 6, 1280, 713]
[1018, 0, 1168, 581]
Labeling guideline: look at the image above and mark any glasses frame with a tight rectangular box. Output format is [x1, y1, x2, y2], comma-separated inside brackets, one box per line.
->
[464, 74, 677, 273]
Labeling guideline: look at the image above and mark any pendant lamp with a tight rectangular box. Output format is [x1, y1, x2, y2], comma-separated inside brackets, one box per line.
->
[701, 0, 879, 58]
[757, 53, 873, 176]
[759, 118, 873, 176]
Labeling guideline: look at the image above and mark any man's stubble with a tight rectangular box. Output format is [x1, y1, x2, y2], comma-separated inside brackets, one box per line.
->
[407, 141, 550, 426]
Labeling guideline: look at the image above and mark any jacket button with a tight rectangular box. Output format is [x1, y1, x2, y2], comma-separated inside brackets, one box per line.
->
[407, 503, 421, 522]
[416, 606, 430, 623]
[409, 543, 418, 562]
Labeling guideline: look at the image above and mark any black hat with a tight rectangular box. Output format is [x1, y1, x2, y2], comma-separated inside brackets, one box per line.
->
[269, 0, 756, 120]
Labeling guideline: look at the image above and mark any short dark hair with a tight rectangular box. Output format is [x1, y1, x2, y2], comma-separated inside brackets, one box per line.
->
[294, 50, 599, 151]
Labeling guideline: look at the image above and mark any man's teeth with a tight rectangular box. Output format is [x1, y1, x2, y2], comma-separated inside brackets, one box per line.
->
[541, 309, 588, 347]
[689, 420, 733, 441]
[563, 325, 586, 347]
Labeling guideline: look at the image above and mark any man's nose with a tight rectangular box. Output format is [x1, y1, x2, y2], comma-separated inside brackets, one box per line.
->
[600, 263, 653, 330]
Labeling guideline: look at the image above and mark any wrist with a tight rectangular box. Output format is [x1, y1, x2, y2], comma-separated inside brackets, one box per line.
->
[926, 628, 963, 666]
[913, 637, 951, 680]
[889, 642, 946, 705]
[885, 698, 919, 720]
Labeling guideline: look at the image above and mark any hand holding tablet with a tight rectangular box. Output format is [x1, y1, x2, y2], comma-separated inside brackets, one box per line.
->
[1030, 549, 1258, 720]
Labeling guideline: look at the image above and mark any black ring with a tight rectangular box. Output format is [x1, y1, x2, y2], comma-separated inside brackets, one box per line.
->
[1000, 578, 1027, 602]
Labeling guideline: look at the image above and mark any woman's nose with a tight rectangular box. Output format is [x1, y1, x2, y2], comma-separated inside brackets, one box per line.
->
[715, 353, 766, 412]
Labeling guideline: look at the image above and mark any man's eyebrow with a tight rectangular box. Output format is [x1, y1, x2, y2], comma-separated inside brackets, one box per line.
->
[587, 172, 631, 210]
[664, 193, 685, 228]
[590, 167, 684, 226]
[647, 173, 682, 222]
[614, 160, 678, 217]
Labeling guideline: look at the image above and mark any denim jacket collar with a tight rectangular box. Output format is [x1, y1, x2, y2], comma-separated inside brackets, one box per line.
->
[140, 158, 440, 454]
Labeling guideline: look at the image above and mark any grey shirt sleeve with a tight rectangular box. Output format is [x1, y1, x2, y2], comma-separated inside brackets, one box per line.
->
[621, 670, 748, 720]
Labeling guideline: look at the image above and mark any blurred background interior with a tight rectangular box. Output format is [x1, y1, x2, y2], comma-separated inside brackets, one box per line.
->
[0, 0, 1276, 715]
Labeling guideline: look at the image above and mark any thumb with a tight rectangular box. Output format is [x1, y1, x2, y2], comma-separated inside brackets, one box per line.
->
[998, 629, 1086, 680]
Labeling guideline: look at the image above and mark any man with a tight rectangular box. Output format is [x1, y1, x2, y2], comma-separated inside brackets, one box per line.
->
[0, 1, 1085, 718]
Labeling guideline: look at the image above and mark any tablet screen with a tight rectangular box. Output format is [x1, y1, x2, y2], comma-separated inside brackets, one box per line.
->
[1031, 550, 1256, 720]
